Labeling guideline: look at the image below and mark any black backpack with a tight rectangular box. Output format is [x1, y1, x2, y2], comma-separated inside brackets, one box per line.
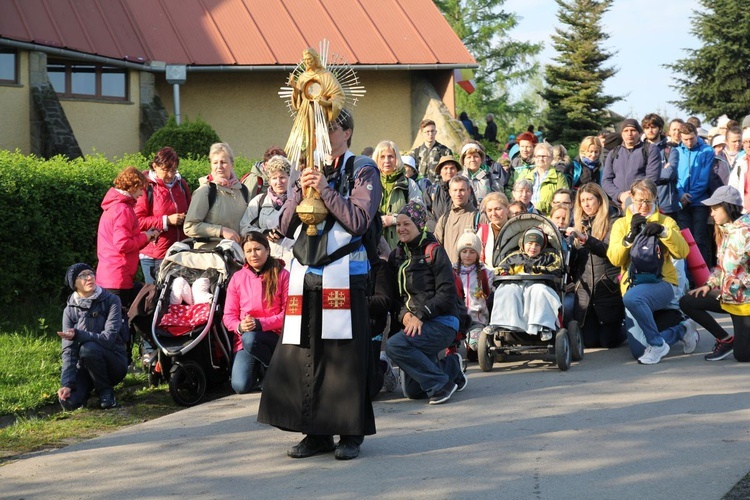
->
[626, 231, 664, 288]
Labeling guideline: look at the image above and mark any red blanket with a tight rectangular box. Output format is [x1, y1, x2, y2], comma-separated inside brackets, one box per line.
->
[159, 303, 211, 336]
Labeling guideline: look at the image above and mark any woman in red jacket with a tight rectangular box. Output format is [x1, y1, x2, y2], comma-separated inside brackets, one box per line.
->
[223, 232, 289, 393]
[134, 147, 192, 284]
[97, 166, 159, 308]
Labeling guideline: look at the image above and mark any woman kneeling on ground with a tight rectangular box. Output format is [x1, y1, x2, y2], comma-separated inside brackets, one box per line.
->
[58, 264, 129, 410]
[607, 179, 693, 365]
[223, 232, 289, 393]
[679, 186, 750, 362]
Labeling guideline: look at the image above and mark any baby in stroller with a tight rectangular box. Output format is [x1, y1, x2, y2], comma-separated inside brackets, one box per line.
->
[490, 227, 562, 341]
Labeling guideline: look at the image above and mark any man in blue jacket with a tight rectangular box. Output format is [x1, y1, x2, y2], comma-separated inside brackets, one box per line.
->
[601, 118, 662, 209]
[674, 122, 714, 265]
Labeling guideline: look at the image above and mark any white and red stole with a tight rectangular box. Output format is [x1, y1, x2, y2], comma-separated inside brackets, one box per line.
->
[282, 221, 354, 345]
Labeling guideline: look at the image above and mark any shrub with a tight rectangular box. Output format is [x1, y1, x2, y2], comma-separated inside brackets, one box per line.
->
[0, 151, 253, 308]
[142, 116, 221, 159]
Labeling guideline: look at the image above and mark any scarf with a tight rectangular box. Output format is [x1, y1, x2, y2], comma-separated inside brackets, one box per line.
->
[581, 157, 598, 170]
[283, 222, 353, 345]
[72, 285, 103, 309]
[268, 188, 287, 209]
[380, 170, 404, 214]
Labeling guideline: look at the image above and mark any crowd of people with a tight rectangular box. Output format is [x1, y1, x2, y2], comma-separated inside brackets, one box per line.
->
[56, 110, 750, 461]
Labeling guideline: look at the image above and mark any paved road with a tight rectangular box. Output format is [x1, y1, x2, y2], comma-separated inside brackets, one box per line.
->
[2, 318, 749, 499]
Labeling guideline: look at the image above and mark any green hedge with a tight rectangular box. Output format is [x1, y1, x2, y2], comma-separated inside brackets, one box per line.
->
[0, 150, 253, 307]
[143, 116, 222, 159]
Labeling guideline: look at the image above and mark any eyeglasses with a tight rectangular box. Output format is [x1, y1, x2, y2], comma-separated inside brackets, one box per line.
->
[534, 155, 549, 159]
[633, 199, 655, 207]
[154, 164, 176, 172]
[77, 271, 95, 281]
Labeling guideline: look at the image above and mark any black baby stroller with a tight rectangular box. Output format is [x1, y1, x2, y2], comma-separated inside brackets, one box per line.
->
[478, 213, 583, 372]
[146, 238, 243, 406]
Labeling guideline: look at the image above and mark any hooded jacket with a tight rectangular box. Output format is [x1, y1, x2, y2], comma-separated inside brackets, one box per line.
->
[675, 136, 714, 203]
[96, 188, 149, 289]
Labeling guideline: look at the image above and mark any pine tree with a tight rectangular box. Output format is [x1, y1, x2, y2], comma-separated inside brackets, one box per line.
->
[434, 0, 542, 140]
[540, 0, 620, 146]
[666, 0, 750, 122]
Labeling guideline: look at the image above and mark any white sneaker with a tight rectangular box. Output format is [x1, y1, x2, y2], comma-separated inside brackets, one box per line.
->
[682, 319, 700, 354]
[638, 342, 670, 365]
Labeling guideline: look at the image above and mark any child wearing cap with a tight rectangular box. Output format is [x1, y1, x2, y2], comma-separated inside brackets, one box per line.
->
[488, 227, 562, 340]
[454, 231, 493, 353]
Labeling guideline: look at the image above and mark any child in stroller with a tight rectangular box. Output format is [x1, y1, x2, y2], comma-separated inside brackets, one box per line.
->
[490, 226, 562, 340]
[480, 213, 582, 372]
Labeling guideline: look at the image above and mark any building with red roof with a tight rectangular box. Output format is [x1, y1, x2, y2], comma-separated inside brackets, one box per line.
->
[0, 0, 476, 159]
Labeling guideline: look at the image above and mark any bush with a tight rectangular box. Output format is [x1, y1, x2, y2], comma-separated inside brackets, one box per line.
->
[0, 151, 253, 307]
[143, 116, 221, 160]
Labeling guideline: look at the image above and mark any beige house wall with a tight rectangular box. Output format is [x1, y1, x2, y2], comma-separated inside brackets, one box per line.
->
[0, 51, 30, 153]
[59, 71, 141, 158]
[156, 70, 414, 160]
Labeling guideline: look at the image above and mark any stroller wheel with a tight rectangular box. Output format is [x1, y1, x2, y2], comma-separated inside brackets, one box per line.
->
[567, 320, 584, 361]
[478, 328, 495, 372]
[169, 361, 207, 407]
[554, 329, 571, 371]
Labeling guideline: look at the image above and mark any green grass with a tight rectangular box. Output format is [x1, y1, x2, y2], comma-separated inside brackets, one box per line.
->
[0, 313, 62, 415]
[0, 386, 177, 461]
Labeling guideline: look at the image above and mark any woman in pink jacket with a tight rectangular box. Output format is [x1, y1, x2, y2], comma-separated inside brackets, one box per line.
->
[223, 231, 289, 393]
[97, 166, 159, 308]
[134, 147, 191, 284]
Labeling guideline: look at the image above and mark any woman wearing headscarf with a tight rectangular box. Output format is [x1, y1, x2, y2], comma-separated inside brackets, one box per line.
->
[385, 201, 466, 406]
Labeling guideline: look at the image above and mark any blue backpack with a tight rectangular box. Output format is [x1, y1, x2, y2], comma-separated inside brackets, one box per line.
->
[626, 232, 664, 288]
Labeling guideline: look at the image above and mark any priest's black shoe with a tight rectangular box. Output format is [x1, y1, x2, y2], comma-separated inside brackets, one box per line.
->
[334, 437, 360, 460]
[287, 435, 335, 459]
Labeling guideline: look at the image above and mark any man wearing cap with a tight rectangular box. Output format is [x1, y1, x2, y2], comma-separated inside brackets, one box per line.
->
[601, 118, 662, 209]
[425, 155, 463, 231]
[671, 122, 715, 265]
[435, 175, 479, 263]
[461, 141, 500, 206]
[409, 119, 453, 184]
[728, 128, 750, 213]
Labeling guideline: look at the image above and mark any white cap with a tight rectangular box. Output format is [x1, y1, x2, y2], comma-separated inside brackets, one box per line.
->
[717, 114, 730, 127]
[697, 127, 709, 138]
[711, 134, 726, 147]
[401, 155, 416, 169]
[743, 128, 750, 141]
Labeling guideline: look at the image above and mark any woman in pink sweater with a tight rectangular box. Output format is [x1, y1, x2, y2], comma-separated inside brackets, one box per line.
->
[223, 232, 289, 393]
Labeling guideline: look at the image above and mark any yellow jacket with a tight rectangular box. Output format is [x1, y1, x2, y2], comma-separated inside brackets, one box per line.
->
[607, 209, 689, 296]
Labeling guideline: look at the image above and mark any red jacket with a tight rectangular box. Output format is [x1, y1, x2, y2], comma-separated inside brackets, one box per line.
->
[223, 264, 289, 352]
[96, 188, 149, 289]
[134, 171, 191, 259]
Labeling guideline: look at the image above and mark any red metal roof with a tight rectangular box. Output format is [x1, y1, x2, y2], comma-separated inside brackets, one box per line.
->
[0, 0, 475, 67]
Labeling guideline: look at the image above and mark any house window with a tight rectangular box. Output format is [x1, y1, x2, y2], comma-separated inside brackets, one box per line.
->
[0, 48, 18, 83]
[47, 59, 128, 100]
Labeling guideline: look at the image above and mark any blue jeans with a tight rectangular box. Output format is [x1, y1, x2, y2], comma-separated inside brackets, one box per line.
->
[386, 320, 460, 398]
[139, 257, 162, 285]
[623, 281, 685, 358]
[231, 331, 278, 394]
[677, 204, 710, 266]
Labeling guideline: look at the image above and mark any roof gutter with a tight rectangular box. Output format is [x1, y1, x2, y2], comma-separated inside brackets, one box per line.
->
[0, 39, 477, 72]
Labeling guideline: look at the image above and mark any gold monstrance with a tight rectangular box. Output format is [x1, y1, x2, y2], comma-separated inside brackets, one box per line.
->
[280, 40, 365, 235]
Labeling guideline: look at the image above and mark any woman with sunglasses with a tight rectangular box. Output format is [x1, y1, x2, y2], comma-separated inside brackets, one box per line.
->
[135, 147, 192, 284]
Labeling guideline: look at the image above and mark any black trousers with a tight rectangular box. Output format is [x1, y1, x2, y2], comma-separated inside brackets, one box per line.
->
[679, 290, 750, 362]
